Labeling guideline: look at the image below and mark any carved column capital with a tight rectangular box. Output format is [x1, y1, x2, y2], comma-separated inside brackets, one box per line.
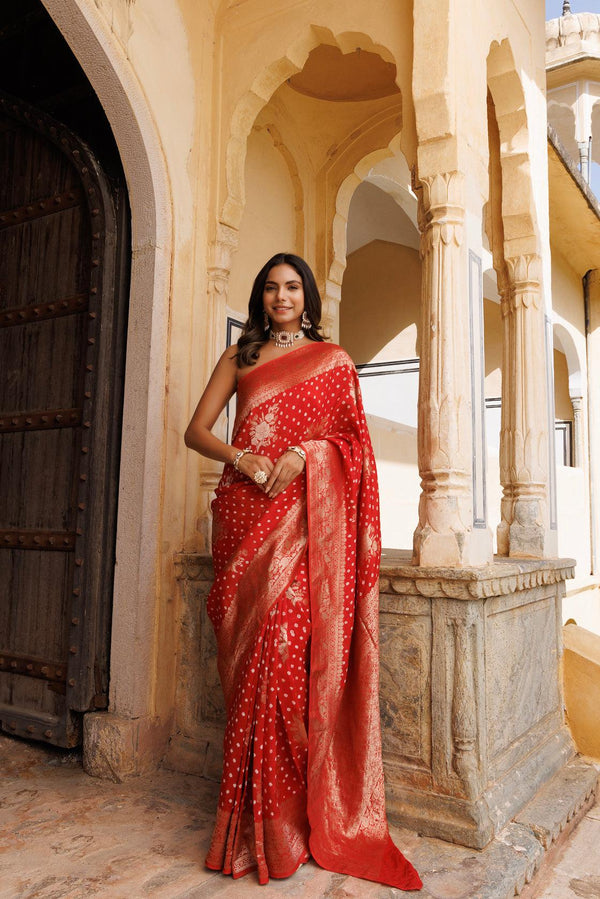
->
[504, 252, 542, 284]
[504, 253, 543, 311]
[419, 170, 465, 211]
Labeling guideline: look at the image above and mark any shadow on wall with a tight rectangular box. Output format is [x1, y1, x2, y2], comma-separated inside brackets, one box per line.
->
[341, 239, 421, 363]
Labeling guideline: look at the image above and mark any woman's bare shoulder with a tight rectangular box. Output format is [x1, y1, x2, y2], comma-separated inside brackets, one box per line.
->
[216, 344, 239, 369]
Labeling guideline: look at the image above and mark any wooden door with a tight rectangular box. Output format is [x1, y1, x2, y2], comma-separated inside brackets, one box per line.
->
[0, 92, 129, 747]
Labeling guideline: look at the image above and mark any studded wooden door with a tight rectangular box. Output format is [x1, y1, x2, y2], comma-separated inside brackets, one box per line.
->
[0, 93, 129, 747]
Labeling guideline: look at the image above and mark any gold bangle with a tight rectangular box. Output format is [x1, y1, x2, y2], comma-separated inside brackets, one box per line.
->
[233, 447, 251, 470]
[287, 445, 306, 463]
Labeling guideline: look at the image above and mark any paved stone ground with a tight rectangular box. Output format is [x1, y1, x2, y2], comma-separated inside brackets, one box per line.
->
[1, 734, 598, 899]
[526, 801, 600, 899]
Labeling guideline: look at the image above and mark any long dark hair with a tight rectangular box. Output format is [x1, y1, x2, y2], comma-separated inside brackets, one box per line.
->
[236, 252, 325, 368]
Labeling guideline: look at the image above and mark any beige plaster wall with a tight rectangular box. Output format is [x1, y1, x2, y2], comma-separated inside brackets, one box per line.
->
[550, 254, 587, 393]
[227, 127, 298, 315]
[340, 240, 420, 363]
[563, 624, 600, 758]
[368, 416, 419, 549]
[554, 349, 572, 423]
[483, 298, 502, 398]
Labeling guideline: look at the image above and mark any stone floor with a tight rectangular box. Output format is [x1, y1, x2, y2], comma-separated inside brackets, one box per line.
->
[1, 734, 599, 899]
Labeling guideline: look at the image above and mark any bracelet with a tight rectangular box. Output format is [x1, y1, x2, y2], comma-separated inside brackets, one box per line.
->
[232, 447, 251, 470]
[287, 445, 306, 463]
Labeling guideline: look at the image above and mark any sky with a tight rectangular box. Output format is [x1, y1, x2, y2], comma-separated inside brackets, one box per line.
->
[546, 0, 600, 18]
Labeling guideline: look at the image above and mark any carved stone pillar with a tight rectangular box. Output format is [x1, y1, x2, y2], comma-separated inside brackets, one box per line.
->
[497, 274, 513, 556]
[413, 171, 492, 567]
[498, 254, 552, 557]
[570, 394, 584, 468]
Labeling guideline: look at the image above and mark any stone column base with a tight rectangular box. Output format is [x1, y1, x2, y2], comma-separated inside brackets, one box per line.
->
[379, 550, 576, 848]
[83, 712, 171, 783]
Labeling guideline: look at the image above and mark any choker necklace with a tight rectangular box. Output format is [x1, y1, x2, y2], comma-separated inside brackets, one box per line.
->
[269, 328, 305, 348]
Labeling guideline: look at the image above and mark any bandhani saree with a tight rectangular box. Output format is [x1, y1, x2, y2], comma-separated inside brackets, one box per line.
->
[205, 341, 422, 891]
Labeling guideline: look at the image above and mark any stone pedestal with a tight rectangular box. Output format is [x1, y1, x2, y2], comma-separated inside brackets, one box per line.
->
[379, 550, 575, 848]
[171, 551, 577, 850]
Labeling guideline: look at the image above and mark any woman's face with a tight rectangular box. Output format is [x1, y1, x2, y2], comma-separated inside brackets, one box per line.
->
[262, 263, 305, 332]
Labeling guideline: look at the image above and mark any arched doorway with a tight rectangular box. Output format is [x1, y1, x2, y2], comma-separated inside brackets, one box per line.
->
[0, 1, 130, 748]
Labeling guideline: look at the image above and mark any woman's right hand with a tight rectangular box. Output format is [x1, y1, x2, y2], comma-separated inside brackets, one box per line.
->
[236, 452, 274, 486]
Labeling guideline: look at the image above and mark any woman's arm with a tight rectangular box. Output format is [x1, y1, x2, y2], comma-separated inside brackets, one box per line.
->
[184, 347, 239, 465]
[184, 348, 274, 481]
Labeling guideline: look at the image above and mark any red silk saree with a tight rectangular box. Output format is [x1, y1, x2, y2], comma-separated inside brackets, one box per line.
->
[205, 341, 422, 891]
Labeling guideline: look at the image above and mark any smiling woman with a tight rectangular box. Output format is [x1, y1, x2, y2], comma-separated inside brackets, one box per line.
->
[184, 253, 422, 890]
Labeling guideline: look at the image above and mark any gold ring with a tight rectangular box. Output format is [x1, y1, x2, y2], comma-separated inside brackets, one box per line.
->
[253, 470, 268, 485]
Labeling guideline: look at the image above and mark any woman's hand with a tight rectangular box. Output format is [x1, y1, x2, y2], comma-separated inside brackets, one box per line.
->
[263, 450, 305, 499]
[237, 452, 274, 486]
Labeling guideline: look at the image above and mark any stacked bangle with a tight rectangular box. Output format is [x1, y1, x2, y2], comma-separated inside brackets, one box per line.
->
[287, 445, 306, 463]
[233, 447, 251, 470]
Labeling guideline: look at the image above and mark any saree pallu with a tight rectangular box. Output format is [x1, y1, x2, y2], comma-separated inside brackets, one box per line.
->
[205, 341, 422, 891]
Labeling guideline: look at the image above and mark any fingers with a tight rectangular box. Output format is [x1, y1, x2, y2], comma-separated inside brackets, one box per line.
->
[238, 453, 273, 481]
[264, 452, 305, 498]
[236, 451, 304, 497]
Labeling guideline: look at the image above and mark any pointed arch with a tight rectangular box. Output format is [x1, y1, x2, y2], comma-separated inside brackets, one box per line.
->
[221, 27, 402, 231]
[326, 134, 416, 325]
[40, 0, 173, 727]
[487, 38, 538, 252]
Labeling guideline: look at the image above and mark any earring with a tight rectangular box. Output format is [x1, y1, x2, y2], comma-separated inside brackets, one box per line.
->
[301, 311, 311, 330]
[263, 311, 270, 332]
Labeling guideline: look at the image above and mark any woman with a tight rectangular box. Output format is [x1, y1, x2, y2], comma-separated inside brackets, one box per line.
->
[184, 253, 422, 891]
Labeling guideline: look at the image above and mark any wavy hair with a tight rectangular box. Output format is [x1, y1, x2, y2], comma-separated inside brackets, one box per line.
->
[236, 253, 325, 368]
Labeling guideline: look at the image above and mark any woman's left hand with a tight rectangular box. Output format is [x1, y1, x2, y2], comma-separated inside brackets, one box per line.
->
[263, 450, 305, 498]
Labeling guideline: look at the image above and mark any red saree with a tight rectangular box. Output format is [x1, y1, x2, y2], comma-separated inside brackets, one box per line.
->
[205, 341, 422, 891]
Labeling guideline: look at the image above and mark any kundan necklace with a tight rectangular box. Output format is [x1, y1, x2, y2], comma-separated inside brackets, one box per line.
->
[269, 328, 305, 348]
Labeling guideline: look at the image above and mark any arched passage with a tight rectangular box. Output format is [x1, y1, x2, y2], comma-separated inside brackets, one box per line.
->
[554, 321, 585, 469]
[334, 144, 421, 550]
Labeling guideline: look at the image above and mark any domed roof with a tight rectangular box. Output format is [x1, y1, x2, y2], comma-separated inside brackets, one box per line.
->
[547, 9, 600, 60]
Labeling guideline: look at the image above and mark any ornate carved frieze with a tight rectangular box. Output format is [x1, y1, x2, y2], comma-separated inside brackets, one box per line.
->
[379, 558, 574, 600]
